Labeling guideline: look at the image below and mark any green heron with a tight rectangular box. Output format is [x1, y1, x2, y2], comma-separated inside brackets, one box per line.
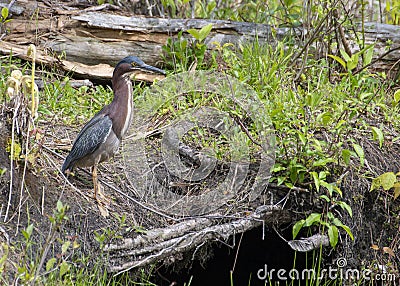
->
[62, 56, 165, 201]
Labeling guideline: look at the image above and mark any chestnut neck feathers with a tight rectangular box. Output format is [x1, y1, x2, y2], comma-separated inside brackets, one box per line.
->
[108, 63, 134, 139]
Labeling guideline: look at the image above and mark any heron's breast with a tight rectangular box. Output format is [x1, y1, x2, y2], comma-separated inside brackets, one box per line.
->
[98, 130, 121, 163]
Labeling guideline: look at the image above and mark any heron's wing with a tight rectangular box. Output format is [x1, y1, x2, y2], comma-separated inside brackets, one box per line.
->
[62, 114, 112, 172]
[74, 107, 109, 141]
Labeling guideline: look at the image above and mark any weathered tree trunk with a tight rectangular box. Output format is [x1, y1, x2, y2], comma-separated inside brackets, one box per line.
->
[105, 205, 289, 273]
[1, 6, 400, 80]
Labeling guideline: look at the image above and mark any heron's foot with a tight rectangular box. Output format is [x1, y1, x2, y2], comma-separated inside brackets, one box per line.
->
[94, 184, 111, 217]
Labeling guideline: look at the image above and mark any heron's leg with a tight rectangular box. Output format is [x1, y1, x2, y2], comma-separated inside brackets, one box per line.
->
[92, 164, 108, 202]
[92, 164, 99, 200]
[92, 164, 109, 217]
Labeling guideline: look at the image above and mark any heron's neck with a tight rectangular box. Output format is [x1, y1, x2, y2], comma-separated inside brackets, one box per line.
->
[110, 75, 133, 139]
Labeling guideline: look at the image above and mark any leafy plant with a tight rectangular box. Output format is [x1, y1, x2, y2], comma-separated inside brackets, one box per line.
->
[0, 7, 11, 26]
[371, 172, 400, 200]
[385, 0, 400, 24]
[328, 44, 374, 73]
[162, 24, 213, 72]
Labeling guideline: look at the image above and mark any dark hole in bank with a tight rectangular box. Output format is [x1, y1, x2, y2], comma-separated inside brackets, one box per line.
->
[155, 225, 312, 286]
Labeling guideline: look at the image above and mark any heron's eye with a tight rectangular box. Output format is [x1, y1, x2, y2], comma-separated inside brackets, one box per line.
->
[131, 62, 137, 67]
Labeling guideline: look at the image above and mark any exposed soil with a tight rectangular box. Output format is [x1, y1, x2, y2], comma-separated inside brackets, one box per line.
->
[0, 1, 399, 284]
[1, 88, 400, 284]
[0, 81, 286, 282]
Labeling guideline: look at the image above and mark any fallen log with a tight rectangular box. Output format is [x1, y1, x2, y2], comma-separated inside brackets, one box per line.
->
[105, 205, 289, 273]
[1, 5, 400, 81]
[0, 41, 164, 82]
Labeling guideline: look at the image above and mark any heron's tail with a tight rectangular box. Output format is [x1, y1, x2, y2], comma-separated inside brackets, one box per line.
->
[61, 155, 72, 174]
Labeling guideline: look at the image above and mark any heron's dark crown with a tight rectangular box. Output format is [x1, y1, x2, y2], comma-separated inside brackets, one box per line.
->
[116, 56, 145, 69]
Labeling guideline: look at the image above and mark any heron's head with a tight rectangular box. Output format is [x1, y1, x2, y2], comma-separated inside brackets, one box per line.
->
[114, 56, 166, 78]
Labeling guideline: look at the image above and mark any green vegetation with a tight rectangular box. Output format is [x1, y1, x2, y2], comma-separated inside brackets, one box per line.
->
[41, 79, 113, 125]
[1, 0, 400, 285]
[1, 201, 156, 285]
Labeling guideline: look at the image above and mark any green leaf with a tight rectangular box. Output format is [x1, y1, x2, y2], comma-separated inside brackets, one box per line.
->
[335, 119, 346, 130]
[207, 1, 216, 14]
[22, 224, 34, 240]
[328, 225, 339, 248]
[272, 164, 286, 172]
[347, 53, 359, 71]
[311, 171, 320, 192]
[322, 184, 342, 197]
[331, 217, 344, 227]
[1, 7, 8, 20]
[320, 181, 336, 196]
[188, 24, 212, 42]
[380, 172, 397, 190]
[57, 200, 63, 212]
[46, 258, 57, 272]
[187, 29, 200, 40]
[339, 224, 354, 240]
[333, 185, 342, 196]
[394, 89, 400, 104]
[363, 45, 374, 66]
[312, 139, 323, 152]
[341, 149, 351, 165]
[277, 176, 286, 186]
[285, 182, 294, 189]
[304, 213, 321, 227]
[292, 219, 305, 239]
[59, 261, 70, 277]
[371, 126, 384, 148]
[339, 49, 351, 62]
[313, 157, 335, 167]
[371, 172, 397, 191]
[297, 131, 307, 145]
[352, 143, 364, 166]
[394, 182, 400, 200]
[336, 201, 353, 217]
[61, 241, 70, 254]
[319, 195, 330, 202]
[316, 111, 332, 125]
[0, 243, 8, 272]
[328, 54, 346, 70]
[198, 24, 213, 42]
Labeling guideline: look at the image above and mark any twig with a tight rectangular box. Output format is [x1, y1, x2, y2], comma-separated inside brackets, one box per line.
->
[191, 241, 206, 261]
[231, 232, 243, 273]
[333, 8, 352, 57]
[16, 117, 32, 235]
[41, 150, 90, 201]
[100, 179, 177, 221]
[41, 186, 45, 215]
[32, 222, 58, 285]
[43, 144, 176, 219]
[231, 114, 263, 148]
[289, 1, 338, 66]
[0, 225, 9, 244]
[7, 0, 17, 10]
[268, 183, 309, 193]
[4, 100, 20, 223]
[273, 225, 288, 243]
[353, 45, 400, 75]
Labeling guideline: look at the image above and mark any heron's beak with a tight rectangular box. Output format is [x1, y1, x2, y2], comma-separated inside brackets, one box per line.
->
[138, 63, 166, 75]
